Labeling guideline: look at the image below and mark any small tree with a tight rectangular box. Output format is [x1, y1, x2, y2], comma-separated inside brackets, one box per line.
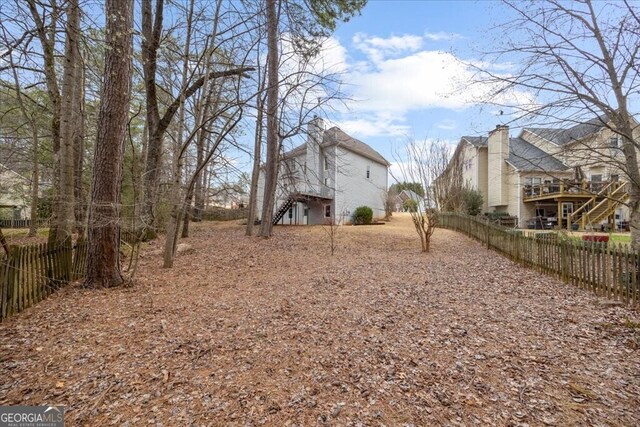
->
[403, 199, 418, 212]
[322, 209, 345, 256]
[352, 205, 373, 225]
[464, 189, 483, 216]
[382, 188, 397, 220]
[393, 139, 451, 252]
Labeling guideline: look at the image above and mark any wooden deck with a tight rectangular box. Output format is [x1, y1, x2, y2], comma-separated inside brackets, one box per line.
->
[523, 180, 621, 202]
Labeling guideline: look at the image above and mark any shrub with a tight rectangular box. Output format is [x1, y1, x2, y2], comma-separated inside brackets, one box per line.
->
[352, 205, 373, 225]
[403, 199, 418, 212]
[463, 189, 483, 216]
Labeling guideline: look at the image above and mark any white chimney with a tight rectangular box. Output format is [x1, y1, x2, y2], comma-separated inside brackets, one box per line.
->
[487, 124, 509, 207]
[305, 116, 324, 194]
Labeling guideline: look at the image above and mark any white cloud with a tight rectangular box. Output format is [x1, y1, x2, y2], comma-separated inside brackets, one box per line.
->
[424, 31, 463, 41]
[337, 116, 411, 138]
[352, 33, 423, 63]
[322, 33, 536, 139]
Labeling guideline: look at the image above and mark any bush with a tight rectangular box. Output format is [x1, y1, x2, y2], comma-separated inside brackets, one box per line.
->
[352, 205, 373, 225]
[463, 189, 483, 216]
[403, 199, 418, 212]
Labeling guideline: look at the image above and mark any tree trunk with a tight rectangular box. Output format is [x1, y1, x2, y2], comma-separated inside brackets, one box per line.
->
[181, 187, 194, 238]
[163, 0, 195, 269]
[55, 0, 80, 244]
[258, 0, 280, 237]
[26, 0, 61, 243]
[73, 59, 86, 237]
[84, 0, 133, 288]
[141, 0, 164, 238]
[246, 91, 265, 236]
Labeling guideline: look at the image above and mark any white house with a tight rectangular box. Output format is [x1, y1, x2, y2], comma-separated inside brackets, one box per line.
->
[0, 164, 32, 220]
[256, 118, 390, 225]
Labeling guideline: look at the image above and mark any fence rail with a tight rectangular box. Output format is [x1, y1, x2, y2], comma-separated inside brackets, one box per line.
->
[0, 219, 50, 229]
[0, 230, 137, 322]
[439, 213, 639, 306]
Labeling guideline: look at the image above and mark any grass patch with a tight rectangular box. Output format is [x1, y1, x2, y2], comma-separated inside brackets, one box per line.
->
[609, 234, 631, 244]
[623, 318, 640, 330]
[4, 228, 50, 241]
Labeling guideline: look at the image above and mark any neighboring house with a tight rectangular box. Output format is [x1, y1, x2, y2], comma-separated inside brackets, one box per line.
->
[447, 115, 635, 230]
[394, 189, 425, 212]
[0, 164, 32, 220]
[256, 117, 390, 225]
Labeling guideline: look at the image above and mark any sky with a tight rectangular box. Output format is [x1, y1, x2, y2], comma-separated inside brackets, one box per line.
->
[315, 0, 516, 166]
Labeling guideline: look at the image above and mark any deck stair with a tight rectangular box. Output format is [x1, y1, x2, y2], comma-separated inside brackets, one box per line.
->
[272, 197, 294, 225]
[569, 182, 629, 230]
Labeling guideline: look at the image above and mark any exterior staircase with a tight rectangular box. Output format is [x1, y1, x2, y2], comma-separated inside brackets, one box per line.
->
[569, 182, 629, 230]
[272, 197, 294, 225]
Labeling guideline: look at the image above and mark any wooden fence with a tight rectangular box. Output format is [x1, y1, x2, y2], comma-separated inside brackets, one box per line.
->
[439, 213, 639, 306]
[0, 230, 137, 322]
[0, 219, 50, 229]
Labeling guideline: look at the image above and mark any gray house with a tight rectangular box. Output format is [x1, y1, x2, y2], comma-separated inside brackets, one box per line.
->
[257, 118, 390, 225]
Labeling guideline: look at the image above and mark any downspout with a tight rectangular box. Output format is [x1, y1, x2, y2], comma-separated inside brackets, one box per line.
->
[517, 172, 521, 227]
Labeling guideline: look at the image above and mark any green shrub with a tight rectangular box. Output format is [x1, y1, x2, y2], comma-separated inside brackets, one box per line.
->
[463, 189, 483, 216]
[352, 205, 373, 225]
[403, 199, 418, 212]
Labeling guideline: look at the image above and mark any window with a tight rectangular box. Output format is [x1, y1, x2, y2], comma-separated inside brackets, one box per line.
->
[591, 174, 602, 182]
[366, 166, 371, 179]
[525, 177, 541, 185]
[324, 156, 329, 171]
[288, 207, 293, 219]
[324, 177, 329, 186]
[609, 136, 620, 148]
[562, 202, 574, 218]
[324, 204, 331, 218]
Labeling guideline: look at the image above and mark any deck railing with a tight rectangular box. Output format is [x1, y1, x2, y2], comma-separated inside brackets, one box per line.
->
[522, 180, 623, 200]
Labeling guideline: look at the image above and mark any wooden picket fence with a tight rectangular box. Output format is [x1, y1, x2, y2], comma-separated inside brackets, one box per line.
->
[439, 213, 640, 306]
[0, 218, 50, 229]
[0, 230, 138, 322]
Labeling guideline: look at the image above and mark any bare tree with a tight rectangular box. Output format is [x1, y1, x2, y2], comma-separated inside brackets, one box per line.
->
[84, 0, 134, 288]
[140, 0, 252, 238]
[393, 139, 451, 252]
[434, 144, 465, 212]
[256, 0, 367, 237]
[54, 0, 81, 244]
[6, 46, 40, 238]
[475, 0, 640, 247]
[257, 0, 280, 237]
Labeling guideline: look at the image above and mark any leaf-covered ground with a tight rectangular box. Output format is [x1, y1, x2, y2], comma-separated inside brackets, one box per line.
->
[1, 214, 639, 426]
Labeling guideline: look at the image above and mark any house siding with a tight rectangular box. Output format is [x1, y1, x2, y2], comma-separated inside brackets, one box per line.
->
[333, 146, 387, 223]
[256, 122, 389, 226]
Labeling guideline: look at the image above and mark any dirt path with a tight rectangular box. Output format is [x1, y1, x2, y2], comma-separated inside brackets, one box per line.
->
[1, 214, 639, 426]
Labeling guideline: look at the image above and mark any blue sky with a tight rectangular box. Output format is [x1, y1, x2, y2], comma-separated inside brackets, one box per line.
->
[318, 0, 515, 165]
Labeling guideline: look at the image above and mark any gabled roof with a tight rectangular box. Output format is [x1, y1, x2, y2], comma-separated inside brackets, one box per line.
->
[324, 127, 390, 166]
[397, 189, 423, 202]
[461, 136, 487, 147]
[523, 114, 608, 146]
[507, 137, 569, 172]
[283, 126, 390, 166]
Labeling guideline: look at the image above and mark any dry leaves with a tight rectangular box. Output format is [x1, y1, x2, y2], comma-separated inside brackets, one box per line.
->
[0, 214, 638, 426]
